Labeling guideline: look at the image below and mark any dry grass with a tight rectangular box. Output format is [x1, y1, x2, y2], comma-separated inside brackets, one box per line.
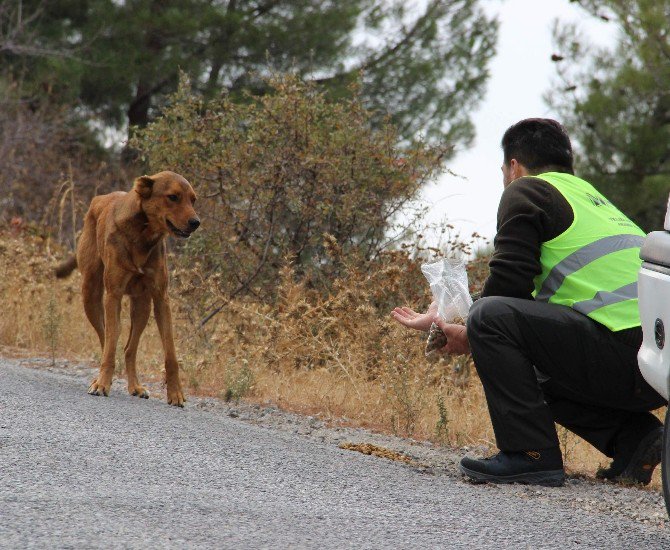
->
[0, 230, 663, 489]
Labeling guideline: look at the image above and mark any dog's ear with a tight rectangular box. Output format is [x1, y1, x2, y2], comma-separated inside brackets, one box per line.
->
[133, 175, 154, 199]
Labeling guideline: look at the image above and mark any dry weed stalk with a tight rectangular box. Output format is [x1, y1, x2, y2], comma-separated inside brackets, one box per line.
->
[42, 290, 61, 367]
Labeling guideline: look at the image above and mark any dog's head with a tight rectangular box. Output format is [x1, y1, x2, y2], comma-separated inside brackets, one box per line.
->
[133, 171, 200, 238]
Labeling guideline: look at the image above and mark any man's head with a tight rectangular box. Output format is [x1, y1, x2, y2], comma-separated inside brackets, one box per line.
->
[501, 118, 574, 187]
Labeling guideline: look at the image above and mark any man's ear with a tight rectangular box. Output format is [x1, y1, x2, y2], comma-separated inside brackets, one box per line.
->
[509, 159, 529, 180]
[133, 175, 154, 199]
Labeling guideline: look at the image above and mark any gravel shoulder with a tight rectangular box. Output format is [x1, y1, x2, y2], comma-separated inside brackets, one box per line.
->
[2, 354, 669, 548]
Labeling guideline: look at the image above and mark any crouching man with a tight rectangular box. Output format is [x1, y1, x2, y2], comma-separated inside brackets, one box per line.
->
[392, 118, 666, 486]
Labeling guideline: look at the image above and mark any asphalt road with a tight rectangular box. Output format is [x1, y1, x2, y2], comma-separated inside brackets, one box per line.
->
[1, 359, 669, 549]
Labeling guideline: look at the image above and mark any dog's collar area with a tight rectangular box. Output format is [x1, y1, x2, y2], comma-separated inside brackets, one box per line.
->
[166, 219, 191, 238]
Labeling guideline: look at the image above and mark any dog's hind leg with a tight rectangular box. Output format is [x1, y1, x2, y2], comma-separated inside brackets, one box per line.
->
[88, 274, 128, 397]
[124, 291, 151, 399]
[81, 265, 105, 349]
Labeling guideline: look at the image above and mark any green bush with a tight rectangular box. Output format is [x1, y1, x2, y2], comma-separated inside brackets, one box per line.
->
[132, 74, 449, 301]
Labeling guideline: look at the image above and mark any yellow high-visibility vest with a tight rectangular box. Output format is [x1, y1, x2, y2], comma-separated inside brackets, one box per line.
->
[531, 172, 645, 331]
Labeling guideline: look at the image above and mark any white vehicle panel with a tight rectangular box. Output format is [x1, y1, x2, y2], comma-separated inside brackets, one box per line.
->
[638, 266, 670, 399]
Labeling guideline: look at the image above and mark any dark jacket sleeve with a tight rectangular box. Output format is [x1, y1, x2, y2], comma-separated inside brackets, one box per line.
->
[481, 177, 573, 300]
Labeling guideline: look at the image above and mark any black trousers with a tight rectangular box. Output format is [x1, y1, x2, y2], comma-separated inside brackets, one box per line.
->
[467, 296, 667, 456]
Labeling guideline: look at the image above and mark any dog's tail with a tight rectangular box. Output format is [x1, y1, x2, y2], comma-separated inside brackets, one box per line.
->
[55, 256, 78, 279]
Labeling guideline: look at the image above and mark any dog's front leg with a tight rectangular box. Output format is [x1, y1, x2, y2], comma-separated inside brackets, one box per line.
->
[153, 292, 185, 407]
[89, 279, 126, 397]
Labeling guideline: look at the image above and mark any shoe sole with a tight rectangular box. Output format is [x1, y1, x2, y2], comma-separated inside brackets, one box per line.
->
[617, 426, 664, 485]
[459, 463, 565, 487]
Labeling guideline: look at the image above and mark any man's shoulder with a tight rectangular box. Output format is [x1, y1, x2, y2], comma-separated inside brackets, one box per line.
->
[500, 176, 558, 209]
[497, 175, 574, 238]
[505, 175, 555, 193]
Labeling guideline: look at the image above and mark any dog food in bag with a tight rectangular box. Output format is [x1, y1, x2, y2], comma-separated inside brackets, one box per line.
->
[421, 258, 472, 356]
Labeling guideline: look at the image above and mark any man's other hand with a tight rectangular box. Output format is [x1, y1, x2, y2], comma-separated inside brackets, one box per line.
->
[433, 316, 470, 355]
[391, 302, 437, 332]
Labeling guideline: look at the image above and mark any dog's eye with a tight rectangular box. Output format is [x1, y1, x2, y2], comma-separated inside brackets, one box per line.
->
[167, 195, 179, 202]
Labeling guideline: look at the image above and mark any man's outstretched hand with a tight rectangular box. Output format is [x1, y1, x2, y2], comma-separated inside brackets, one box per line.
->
[390, 302, 437, 332]
[432, 316, 470, 356]
[391, 302, 470, 356]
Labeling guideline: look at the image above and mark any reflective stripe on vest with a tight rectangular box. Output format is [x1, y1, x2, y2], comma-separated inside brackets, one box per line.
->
[572, 281, 638, 316]
[535, 234, 645, 301]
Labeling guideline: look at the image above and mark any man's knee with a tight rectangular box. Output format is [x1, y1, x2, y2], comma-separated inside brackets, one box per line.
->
[467, 296, 517, 334]
[467, 297, 532, 378]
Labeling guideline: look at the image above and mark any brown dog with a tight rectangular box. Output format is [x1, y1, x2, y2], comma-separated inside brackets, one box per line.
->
[56, 171, 199, 406]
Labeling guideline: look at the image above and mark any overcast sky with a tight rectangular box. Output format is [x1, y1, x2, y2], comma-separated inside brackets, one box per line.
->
[417, 0, 615, 245]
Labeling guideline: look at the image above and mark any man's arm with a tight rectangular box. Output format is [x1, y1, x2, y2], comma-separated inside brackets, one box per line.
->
[481, 177, 572, 299]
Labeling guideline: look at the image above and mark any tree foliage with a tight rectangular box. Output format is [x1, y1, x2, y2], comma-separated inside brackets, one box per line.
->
[548, 0, 670, 230]
[132, 74, 448, 300]
[3, 0, 497, 148]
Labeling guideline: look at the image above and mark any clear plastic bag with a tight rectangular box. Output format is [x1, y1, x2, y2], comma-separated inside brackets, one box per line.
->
[421, 258, 472, 356]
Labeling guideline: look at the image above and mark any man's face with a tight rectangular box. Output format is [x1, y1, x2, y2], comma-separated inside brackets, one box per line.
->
[501, 162, 512, 188]
[501, 159, 528, 188]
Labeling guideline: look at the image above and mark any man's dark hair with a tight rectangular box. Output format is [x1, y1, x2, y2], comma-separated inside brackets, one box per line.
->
[501, 118, 574, 174]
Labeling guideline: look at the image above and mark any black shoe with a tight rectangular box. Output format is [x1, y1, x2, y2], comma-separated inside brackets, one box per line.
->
[596, 426, 663, 485]
[459, 448, 565, 487]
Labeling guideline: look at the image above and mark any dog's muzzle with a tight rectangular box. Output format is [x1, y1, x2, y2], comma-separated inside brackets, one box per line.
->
[167, 219, 195, 238]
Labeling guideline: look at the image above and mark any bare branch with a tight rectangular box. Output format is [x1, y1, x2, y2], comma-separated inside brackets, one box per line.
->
[0, 0, 86, 62]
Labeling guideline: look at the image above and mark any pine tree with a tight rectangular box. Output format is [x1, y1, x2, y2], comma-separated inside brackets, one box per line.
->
[548, 0, 670, 230]
[3, 0, 497, 150]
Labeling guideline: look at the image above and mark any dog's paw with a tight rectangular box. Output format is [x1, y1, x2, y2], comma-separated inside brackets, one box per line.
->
[129, 385, 149, 399]
[167, 386, 186, 408]
[88, 378, 110, 397]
